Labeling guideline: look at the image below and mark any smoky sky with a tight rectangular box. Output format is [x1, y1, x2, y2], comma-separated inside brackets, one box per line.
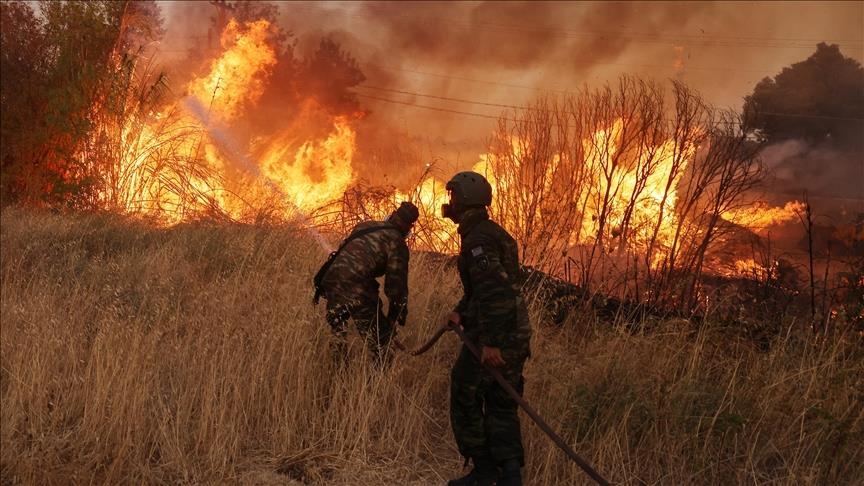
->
[160, 1, 864, 199]
[353, 2, 718, 72]
[162, 1, 863, 112]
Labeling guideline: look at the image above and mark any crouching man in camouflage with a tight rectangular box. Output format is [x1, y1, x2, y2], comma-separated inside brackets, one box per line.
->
[317, 201, 419, 369]
[441, 172, 532, 486]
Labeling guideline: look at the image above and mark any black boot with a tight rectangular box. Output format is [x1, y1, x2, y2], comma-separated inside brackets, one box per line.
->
[497, 458, 522, 486]
[447, 456, 498, 486]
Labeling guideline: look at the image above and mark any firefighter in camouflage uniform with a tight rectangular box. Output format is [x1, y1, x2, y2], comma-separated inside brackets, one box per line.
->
[317, 201, 419, 368]
[442, 172, 532, 486]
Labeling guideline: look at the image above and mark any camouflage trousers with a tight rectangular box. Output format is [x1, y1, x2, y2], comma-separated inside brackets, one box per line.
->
[325, 298, 394, 368]
[450, 342, 529, 465]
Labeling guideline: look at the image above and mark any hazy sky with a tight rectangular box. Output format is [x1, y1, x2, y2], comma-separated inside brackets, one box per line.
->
[160, 1, 863, 181]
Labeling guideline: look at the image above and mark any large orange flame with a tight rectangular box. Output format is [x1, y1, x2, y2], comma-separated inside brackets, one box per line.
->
[188, 19, 276, 121]
[260, 115, 356, 212]
[722, 201, 805, 233]
[107, 17, 801, 277]
[113, 19, 359, 226]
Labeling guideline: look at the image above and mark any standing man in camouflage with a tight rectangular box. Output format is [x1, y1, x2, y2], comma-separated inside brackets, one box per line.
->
[441, 172, 532, 486]
[316, 201, 419, 368]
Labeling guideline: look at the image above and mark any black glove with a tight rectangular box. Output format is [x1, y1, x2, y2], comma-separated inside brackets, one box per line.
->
[389, 299, 408, 327]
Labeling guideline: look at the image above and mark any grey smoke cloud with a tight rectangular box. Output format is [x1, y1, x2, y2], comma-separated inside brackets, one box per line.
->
[355, 2, 717, 72]
[162, 1, 863, 114]
[159, 1, 863, 195]
[760, 140, 864, 202]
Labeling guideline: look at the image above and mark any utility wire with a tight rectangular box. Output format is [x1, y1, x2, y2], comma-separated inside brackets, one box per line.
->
[365, 58, 788, 80]
[357, 85, 541, 112]
[363, 62, 578, 95]
[357, 85, 864, 122]
[361, 62, 864, 111]
[357, 92, 728, 128]
[356, 93, 503, 121]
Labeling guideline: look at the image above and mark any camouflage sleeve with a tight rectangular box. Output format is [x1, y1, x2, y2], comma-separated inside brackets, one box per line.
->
[453, 255, 471, 315]
[464, 234, 518, 348]
[384, 237, 410, 325]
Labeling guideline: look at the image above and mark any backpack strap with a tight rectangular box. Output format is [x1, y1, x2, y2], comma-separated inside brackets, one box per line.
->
[335, 223, 399, 255]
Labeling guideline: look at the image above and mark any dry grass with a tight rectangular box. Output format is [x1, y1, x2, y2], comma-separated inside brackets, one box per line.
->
[1, 207, 862, 485]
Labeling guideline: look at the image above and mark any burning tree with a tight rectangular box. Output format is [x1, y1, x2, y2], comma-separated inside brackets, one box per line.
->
[1, 1, 376, 227]
[477, 76, 764, 315]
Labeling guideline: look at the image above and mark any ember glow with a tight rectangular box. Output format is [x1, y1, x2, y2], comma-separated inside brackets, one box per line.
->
[732, 258, 774, 280]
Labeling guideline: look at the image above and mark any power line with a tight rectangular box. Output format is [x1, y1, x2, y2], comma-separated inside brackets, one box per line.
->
[363, 62, 578, 95]
[357, 85, 540, 112]
[360, 60, 852, 101]
[751, 111, 864, 122]
[356, 92, 502, 121]
[357, 91, 731, 128]
[357, 85, 864, 123]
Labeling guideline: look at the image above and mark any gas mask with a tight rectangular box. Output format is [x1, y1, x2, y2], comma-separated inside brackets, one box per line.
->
[441, 191, 463, 222]
[441, 203, 456, 220]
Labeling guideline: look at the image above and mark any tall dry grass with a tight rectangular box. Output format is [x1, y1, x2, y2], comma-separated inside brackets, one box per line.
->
[1, 207, 862, 485]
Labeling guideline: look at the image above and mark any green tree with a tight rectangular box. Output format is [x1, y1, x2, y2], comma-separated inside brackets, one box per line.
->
[0, 1, 49, 205]
[742, 43, 864, 149]
[0, 1, 163, 206]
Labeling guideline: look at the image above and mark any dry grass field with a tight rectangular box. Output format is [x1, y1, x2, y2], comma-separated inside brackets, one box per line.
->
[1, 207, 862, 485]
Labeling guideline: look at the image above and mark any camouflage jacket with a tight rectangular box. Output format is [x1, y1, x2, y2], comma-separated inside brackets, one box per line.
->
[321, 221, 410, 313]
[454, 208, 531, 350]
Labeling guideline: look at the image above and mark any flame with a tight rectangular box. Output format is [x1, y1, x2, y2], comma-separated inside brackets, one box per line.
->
[403, 175, 458, 252]
[731, 258, 772, 279]
[102, 16, 800, 276]
[469, 119, 696, 269]
[722, 201, 805, 233]
[187, 19, 276, 121]
[109, 19, 359, 226]
[577, 120, 692, 248]
[260, 116, 356, 212]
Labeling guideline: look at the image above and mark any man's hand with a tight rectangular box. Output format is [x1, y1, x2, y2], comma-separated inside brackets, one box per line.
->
[481, 346, 505, 367]
[445, 311, 461, 328]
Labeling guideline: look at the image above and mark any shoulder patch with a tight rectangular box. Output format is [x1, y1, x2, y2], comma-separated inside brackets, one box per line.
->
[471, 246, 484, 257]
[476, 255, 489, 270]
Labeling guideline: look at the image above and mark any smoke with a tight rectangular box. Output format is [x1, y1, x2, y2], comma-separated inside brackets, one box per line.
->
[162, 2, 864, 102]
[356, 2, 565, 69]
[352, 2, 717, 72]
[157, 1, 863, 191]
[759, 139, 864, 207]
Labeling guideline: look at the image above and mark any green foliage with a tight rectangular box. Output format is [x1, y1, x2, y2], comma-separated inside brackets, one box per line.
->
[0, 1, 49, 205]
[0, 1, 164, 207]
[743, 43, 864, 149]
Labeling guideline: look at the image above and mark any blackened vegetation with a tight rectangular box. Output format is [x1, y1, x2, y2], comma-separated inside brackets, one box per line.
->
[520, 265, 694, 328]
[700, 270, 803, 351]
[519, 263, 849, 352]
[416, 249, 822, 348]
